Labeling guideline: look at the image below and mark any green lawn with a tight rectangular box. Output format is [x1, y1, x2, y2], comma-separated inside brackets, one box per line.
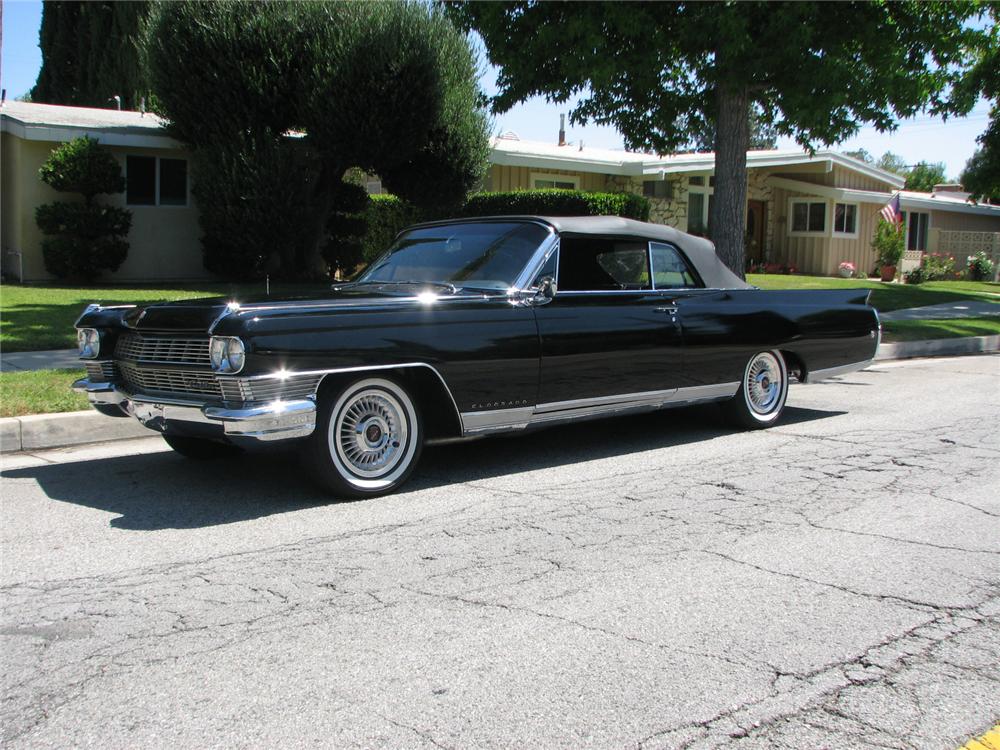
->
[747, 274, 1000, 313]
[0, 368, 88, 418]
[0, 282, 331, 352]
[880, 316, 1000, 343]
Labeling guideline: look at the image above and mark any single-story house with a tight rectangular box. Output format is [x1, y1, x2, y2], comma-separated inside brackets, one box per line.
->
[3, 100, 1000, 282]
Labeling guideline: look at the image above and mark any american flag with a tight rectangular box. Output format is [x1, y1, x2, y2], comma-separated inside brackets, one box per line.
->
[880, 193, 902, 225]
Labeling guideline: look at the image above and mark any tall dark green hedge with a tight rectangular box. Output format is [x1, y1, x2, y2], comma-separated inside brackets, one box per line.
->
[461, 190, 651, 222]
[360, 189, 654, 264]
[32, 1, 153, 109]
[145, 1, 491, 280]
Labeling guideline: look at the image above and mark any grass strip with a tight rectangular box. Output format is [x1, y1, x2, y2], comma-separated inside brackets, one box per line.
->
[748, 275, 1000, 312]
[0, 368, 89, 418]
[880, 316, 1000, 342]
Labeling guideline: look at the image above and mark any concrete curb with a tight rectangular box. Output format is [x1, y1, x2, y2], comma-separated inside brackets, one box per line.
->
[2, 337, 997, 454]
[0, 411, 152, 453]
[875, 334, 1000, 360]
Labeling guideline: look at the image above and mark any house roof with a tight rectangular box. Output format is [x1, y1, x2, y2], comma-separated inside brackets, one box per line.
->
[0, 100, 178, 149]
[490, 135, 905, 189]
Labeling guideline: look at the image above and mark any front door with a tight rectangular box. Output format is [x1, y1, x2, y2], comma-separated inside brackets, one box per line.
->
[531, 237, 688, 408]
[746, 200, 766, 265]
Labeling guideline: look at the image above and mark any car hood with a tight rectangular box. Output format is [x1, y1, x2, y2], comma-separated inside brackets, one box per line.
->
[99, 285, 507, 333]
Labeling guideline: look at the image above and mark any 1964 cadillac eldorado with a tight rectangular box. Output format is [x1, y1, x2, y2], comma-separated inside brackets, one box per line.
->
[73, 216, 880, 496]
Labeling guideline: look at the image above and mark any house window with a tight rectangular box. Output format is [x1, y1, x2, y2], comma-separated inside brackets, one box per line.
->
[126, 156, 156, 205]
[531, 172, 579, 190]
[643, 180, 673, 199]
[833, 202, 858, 236]
[687, 177, 714, 236]
[365, 180, 383, 195]
[126, 155, 188, 207]
[790, 200, 826, 234]
[905, 211, 930, 251]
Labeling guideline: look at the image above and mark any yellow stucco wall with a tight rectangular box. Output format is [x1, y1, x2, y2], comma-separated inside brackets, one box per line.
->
[487, 164, 610, 192]
[0, 132, 210, 282]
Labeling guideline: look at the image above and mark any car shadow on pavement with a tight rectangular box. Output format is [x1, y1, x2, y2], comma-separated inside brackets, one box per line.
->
[1, 404, 843, 531]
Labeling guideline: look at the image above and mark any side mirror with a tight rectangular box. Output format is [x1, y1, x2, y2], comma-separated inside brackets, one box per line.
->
[537, 275, 557, 300]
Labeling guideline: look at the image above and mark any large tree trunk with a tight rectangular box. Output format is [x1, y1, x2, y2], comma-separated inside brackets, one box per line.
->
[709, 84, 751, 279]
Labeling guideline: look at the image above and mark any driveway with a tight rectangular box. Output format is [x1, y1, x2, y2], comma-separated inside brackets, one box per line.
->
[2, 355, 998, 749]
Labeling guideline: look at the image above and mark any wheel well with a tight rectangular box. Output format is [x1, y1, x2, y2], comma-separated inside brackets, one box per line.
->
[779, 349, 805, 382]
[315, 367, 463, 440]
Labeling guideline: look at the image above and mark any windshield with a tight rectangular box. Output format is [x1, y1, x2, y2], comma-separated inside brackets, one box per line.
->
[356, 221, 551, 291]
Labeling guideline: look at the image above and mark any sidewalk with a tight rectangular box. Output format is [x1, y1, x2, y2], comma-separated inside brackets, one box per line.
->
[0, 348, 81, 372]
[879, 299, 1000, 321]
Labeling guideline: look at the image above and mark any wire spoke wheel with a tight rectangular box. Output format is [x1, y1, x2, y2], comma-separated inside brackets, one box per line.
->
[724, 350, 789, 429]
[336, 390, 407, 478]
[745, 352, 782, 414]
[306, 377, 423, 497]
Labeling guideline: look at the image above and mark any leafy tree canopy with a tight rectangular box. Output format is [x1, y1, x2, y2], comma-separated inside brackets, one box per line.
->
[145, 1, 490, 279]
[875, 152, 910, 176]
[31, 1, 153, 110]
[904, 162, 949, 192]
[957, 5, 1000, 203]
[451, 0, 990, 276]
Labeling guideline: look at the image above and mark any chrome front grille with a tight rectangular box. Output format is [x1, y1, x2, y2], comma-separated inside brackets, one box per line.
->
[245, 375, 324, 402]
[85, 361, 117, 382]
[115, 362, 320, 404]
[115, 334, 211, 366]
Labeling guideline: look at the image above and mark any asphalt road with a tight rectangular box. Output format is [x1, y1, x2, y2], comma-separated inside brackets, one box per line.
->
[2, 355, 998, 749]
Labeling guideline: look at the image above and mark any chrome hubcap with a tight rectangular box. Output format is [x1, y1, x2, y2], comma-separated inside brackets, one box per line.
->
[336, 390, 407, 477]
[746, 352, 782, 414]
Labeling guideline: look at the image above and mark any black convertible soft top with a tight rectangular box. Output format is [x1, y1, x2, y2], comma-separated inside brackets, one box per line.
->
[412, 215, 751, 290]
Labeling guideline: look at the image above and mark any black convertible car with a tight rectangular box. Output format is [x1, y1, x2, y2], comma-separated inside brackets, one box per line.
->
[74, 216, 880, 496]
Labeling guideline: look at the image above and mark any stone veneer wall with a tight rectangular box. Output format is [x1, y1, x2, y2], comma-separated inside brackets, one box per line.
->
[602, 175, 689, 231]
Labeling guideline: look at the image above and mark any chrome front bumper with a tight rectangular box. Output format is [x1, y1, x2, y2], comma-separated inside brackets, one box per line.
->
[72, 379, 316, 443]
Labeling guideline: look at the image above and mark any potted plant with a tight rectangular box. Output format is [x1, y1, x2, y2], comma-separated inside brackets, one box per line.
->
[872, 219, 904, 282]
[838, 261, 856, 278]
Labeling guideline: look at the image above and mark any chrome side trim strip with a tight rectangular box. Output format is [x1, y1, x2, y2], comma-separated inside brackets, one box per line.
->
[460, 382, 740, 436]
[804, 359, 874, 383]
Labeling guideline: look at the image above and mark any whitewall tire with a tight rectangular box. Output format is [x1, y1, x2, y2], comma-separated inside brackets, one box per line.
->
[723, 350, 789, 429]
[305, 377, 423, 497]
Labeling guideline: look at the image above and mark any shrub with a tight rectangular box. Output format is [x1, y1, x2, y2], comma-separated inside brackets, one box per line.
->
[905, 252, 959, 284]
[361, 194, 424, 262]
[967, 250, 996, 281]
[871, 219, 904, 268]
[35, 137, 131, 280]
[461, 189, 651, 222]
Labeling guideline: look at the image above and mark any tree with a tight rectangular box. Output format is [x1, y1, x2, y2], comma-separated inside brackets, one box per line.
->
[32, 1, 153, 110]
[450, 1, 988, 277]
[145, 1, 490, 279]
[961, 148, 1000, 202]
[843, 148, 874, 164]
[681, 106, 778, 153]
[35, 137, 131, 280]
[875, 152, 910, 176]
[905, 162, 948, 192]
[957, 5, 1000, 203]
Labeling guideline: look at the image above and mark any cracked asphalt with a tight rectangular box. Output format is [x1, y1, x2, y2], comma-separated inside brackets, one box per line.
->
[1, 354, 998, 749]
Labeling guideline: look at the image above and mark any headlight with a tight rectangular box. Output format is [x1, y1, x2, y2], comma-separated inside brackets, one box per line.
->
[76, 328, 100, 359]
[209, 336, 245, 373]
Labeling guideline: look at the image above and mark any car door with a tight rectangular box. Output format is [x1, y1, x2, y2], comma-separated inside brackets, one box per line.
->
[531, 236, 687, 410]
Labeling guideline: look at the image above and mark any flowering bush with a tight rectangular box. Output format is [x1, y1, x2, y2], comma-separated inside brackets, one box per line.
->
[905, 252, 959, 284]
[967, 251, 996, 281]
[838, 261, 856, 278]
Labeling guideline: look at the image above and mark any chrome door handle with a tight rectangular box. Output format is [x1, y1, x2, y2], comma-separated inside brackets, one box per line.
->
[654, 306, 678, 315]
